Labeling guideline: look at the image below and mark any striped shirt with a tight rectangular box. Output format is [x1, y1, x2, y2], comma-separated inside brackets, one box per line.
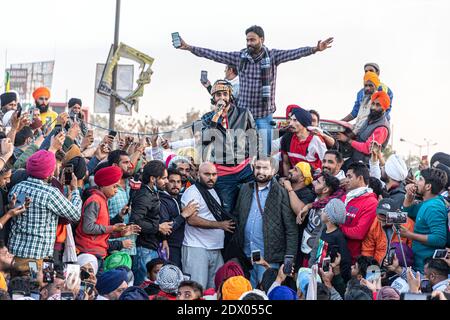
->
[191, 46, 315, 119]
[9, 177, 82, 259]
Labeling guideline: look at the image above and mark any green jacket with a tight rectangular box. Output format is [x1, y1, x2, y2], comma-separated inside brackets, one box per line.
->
[234, 179, 298, 263]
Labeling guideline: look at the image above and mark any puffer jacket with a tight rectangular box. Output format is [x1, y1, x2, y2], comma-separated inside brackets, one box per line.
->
[234, 178, 298, 263]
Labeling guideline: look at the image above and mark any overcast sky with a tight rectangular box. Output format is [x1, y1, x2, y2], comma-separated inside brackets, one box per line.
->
[1, 0, 449, 158]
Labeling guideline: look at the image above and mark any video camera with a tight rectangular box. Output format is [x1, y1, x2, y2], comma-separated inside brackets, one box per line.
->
[385, 211, 408, 225]
[376, 198, 407, 225]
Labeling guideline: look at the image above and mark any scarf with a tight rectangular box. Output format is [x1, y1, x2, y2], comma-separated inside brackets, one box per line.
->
[311, 188, 346, 210]
[240, 46, 271, 108]
[344, 187, 373, 206]
[194, 181, 230, 222]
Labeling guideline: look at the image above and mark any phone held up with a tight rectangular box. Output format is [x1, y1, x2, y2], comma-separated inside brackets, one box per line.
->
[42, 258, 55, 283]
[283, 255, 294, 275]
[251, 250, 261, 263]
[171, 32, 182, 48]
[64, 164, 74, 185]
[201, 70, 208, 84]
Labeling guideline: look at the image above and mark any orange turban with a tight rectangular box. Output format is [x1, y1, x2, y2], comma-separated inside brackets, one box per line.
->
[32, 87, 51, 101]
[363, 71, 380, 88]
[371, 91, 391, 111]
[221, 276, 252, 300]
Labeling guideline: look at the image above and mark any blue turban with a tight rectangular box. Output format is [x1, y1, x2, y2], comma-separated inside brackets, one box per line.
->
[268, 286, 297, 300]
[96, 269, 128, 295]
[292, 108, 312, 128]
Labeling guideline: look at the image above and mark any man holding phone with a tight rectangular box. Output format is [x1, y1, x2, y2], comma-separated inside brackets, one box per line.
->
[174, 26, 333, 155]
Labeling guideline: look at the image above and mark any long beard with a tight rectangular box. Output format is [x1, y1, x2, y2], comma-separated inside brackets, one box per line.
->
[37, 103, 49, 113]
[368, 110, 383, 123]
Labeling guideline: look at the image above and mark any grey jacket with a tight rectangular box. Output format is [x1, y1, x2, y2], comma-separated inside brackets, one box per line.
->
[234, 179, 298, 263]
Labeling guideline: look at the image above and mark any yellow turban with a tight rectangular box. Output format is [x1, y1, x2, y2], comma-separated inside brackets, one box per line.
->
[363, 71, 380, 88]
[221, 276, 252, 300]
[295, 162, 313, 186]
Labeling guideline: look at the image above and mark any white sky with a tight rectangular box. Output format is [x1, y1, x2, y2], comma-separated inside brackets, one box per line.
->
[1, 0, 449, 158]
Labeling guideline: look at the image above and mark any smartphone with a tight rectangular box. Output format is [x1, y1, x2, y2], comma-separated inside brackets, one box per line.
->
[14, 193, 27, 208]
[401, 293, 431, 300]
[171, 32, 181, 48]
[42, 259, 54, 283]
[433, 249, 448, 259]
[61, 292, 74, 300]
[54, 124, 63, 135]
[201, 70, 208, 84]
[80, 269, 91, 281]
[28, 261, 39, 282]
[109, 130, 117, 138]
[251, 250, 261, 263]
[65, 263, 80, 281]
[420, 279, 432, 293]
[17, 105, 22, 118]
[322, 257, 331, 272]
[283, 255, 294, 275]
[64, 164, 74, 185]
[387, 247, 397, 265]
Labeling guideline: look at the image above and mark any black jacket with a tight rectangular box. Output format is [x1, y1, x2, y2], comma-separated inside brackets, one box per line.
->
[387, 183, 406, 210]
[234, 179, 298, 263]
[159, 191, 186, 249]
[199, 104, 258, 165]
[130, 185, 161, 251]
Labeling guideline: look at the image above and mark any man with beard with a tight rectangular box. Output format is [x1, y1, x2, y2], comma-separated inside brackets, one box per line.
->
[130, 160, 169, 285]
[32, 87, 58, 130]
[337, 91, 391, 165]
[342, 63, 394, 123]
[199, 80, 257, 215]
[107, 150, 138, 255]
[298, 173, 342, 267]
[400, 167, 448, 273]
[180, 162, 235, 290]
[234, 156, 297, 287]
[176, 25, 333, 155]
[281, 107, 327, 173]
[67, 98, 88, 137]
[322, 150, 346, 182]
[159, 168, 199, 268]
[168, 156, 194, 193]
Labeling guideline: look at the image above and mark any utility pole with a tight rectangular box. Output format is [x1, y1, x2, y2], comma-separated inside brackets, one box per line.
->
[109, 0, 121, 130]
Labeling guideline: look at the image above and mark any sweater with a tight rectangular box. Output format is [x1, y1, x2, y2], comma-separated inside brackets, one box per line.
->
[340, 192, 378, 263]
[403, 196, 448, 273]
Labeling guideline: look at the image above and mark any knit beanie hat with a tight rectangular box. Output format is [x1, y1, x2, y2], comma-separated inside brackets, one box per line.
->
[155, 264, 184, 294]
[324, 198, 347, 225]
[385, 154, 408, 182]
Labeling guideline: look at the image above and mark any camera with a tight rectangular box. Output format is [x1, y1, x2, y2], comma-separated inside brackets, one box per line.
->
[385, 211, 407, 225]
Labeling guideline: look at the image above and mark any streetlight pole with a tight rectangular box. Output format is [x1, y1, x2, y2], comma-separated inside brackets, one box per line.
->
[424, 138, 438, 156]
[109, 0, 121, 131]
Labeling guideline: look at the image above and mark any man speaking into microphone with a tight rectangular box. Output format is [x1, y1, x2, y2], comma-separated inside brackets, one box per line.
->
[198, 80, 260, 218]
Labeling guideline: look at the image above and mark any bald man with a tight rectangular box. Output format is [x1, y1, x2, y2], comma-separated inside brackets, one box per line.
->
[180, 162, 235, 289]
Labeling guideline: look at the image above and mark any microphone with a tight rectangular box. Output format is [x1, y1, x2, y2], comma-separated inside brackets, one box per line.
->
[216, 100, 226, 110]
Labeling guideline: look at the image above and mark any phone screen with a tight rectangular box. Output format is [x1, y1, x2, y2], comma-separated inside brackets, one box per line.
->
[28, 261, 38, 281]
[322, 257, 331, 272]
[201, 71, 208, 83]
[109, 130, 117, 138]
[171, 32, 181, 48]
[433, 249, 448, 259]
[14, 193, 26, 208]
[54, 124, 63, 135]
[251, 250, 261, 262]
[283, 255, 294, 275]
[64, 165, 74, 185]
[42, 260, 54, 283]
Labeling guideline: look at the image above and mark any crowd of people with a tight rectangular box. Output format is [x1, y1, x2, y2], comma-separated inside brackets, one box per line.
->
[0, 25, 449, 301]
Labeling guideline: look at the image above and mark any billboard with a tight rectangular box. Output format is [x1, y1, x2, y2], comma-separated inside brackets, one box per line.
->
[94, 63, 134, 115]
[9, 60, 55, 103]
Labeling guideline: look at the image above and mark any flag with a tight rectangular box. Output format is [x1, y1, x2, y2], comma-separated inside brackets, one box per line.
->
[4, 71, 11, 92]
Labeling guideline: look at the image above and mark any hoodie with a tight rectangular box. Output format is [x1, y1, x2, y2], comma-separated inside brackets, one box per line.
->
[340, 192, 378, 262]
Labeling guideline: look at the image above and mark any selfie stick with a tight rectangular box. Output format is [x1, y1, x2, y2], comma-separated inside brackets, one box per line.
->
[393, 225, 408, 268]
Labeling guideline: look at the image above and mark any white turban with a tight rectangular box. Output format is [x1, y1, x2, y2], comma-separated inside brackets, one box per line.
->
[385, 155, 408, 182]
[76, 253, 99, 275]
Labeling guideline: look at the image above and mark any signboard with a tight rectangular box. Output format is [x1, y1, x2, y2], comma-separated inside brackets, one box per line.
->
[7, 68, 28, 98]
[94, 63, 134, 115]
[9, 61, 55, 103]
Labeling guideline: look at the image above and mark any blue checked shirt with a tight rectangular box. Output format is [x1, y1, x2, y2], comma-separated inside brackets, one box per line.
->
[244, 182, 271, 258]
[9, 177, 82, 259]
[191, 46, 315, 119]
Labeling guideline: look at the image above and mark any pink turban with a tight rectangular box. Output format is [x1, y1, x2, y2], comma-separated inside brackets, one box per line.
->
[26, 150, 56, 179]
